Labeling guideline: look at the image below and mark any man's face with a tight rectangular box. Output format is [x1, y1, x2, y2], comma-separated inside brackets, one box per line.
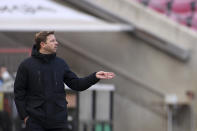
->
[41, 34, 59, 54]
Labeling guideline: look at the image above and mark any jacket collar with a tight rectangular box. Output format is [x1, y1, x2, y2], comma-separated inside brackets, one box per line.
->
[31, 44, 56, 63]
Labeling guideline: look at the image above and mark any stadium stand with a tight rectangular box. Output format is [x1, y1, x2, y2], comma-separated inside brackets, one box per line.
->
[171, 0, 195, 14]
[148, 0, 171, 14]
[169, 12, 193, 26]
[191, 12, 197, 30]
[134, 0, 197, 31]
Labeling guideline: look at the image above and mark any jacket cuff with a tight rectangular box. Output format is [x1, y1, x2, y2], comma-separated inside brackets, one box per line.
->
[90, 72, 100, 84]
[20, 112, 28, 120]
[16, 105, 28, 120]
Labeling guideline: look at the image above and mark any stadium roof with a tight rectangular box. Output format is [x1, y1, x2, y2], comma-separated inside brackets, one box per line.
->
[0, 0, 132, 32]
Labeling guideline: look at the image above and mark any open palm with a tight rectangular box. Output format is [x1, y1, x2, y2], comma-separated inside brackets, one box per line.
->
[96, 71, 115, 79]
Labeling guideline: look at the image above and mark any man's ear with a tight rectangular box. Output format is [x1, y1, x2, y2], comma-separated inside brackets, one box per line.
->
[40, 42, 45, 48]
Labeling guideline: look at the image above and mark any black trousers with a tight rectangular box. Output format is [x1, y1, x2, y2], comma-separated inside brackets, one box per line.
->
[25, 118, 67, 131]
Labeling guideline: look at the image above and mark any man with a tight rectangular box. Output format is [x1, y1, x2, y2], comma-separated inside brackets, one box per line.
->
[14, 31, 115, 131]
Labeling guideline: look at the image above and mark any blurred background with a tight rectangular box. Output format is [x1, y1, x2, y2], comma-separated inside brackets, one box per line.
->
[1, 0, 197, 131]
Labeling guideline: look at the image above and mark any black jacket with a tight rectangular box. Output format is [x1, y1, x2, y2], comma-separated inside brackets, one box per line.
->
[14, 45, 99, 128]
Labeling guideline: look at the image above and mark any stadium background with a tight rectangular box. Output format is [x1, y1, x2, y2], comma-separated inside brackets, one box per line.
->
[1, 0, 197, 131]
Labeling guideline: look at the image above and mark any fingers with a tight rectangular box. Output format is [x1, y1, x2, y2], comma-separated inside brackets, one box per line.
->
[98, 75, 107, 79]
[106, 72, 115, 79]
[97, 71, 105, 75]
[96, 71, 115, 79]
[107, 72, 115, 77]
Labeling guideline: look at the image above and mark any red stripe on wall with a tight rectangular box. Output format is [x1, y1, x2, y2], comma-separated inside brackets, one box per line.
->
[0, 48, 31, 56]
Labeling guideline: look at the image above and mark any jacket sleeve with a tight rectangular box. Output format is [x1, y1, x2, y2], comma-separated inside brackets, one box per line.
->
[14, 63, 28, 120]
[63, 64, 100, 91]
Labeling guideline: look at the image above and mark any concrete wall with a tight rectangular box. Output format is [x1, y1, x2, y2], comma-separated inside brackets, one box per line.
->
[56, 1, 197, 129]
[56, 32, 167, 131]
[55, 31, 197, 131]
[56, 32, 197, 95]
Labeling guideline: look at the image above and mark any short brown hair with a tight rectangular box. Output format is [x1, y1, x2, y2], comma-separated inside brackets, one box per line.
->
[34, 31, 54, 50]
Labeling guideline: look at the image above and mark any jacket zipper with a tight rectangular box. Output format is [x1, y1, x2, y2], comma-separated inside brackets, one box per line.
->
[55, 72, 57, 86]
[38, 71, 41, 83]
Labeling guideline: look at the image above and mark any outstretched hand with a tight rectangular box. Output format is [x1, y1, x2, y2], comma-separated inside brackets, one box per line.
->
[96, 71, 115, 79]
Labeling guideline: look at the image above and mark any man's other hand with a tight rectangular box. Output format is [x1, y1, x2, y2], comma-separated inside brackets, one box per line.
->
[24, 116, 29, 125]
[96, 71, 115, 79]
